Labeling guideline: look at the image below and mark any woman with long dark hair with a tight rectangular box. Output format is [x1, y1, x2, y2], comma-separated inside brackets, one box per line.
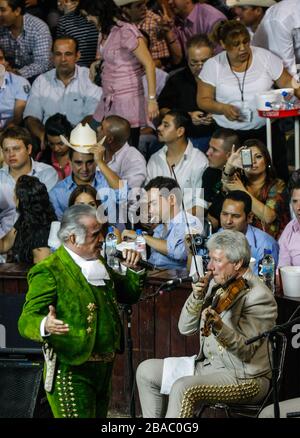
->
[222, 138, 290, 239]
[80, 0, 159, 147]
[0, 175, 57, 263]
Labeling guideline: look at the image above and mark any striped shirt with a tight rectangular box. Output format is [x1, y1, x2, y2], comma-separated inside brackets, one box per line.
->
[57, 11, 99, 67]
[0, 14, 52, 79]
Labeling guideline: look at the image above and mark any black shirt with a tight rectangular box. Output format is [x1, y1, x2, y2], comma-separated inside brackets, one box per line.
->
[202, 167, 226, 227]
[12, 217, 51, 264]
[158, 66, 216, 138]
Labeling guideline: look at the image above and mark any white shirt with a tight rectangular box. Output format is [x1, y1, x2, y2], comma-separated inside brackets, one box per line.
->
[146, 140, 208, 210]
[199, 46, 283, 130]
[0, 159, 58, 238]
[252, 0, 300, 79]
[24, 65, 102, 125]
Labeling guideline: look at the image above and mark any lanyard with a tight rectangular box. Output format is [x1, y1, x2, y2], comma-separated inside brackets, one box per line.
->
[227, 54, 250, 102]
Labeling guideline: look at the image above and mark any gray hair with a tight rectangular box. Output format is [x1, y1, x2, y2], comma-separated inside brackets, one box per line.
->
[207, 230, 251, 268]
[58, 204, 97, 245]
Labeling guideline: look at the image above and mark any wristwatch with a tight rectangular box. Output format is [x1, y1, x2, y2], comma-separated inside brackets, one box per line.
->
[148, 95, 156, 101]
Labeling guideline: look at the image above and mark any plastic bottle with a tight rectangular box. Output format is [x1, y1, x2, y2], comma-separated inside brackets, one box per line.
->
[105, 226, 119, 269]
[260, 249, 275, 294]
[135, 229, 147, 261]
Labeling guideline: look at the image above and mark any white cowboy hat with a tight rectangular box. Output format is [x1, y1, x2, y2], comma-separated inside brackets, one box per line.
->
[60, 123, 105, 154]
[113, 0, 139, 6]
[226, 0, 276, 7]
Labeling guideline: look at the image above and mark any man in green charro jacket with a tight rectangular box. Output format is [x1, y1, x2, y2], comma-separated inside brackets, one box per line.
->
[18, 204, 146, 418]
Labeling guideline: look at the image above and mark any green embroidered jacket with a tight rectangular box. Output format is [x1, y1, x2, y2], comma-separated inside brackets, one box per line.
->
[18, 246, 146, 365]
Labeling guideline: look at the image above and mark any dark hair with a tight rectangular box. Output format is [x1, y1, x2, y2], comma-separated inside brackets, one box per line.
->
[164, 110, 192, 138]
[288, 171, 300, 194]
[0, 125, 32, 149]
[242, 138, 276, 183]
[45, 113, 73, 138]
[52, 36, 80, 53]
[6, 0, 25, 14]
[14, 175, 57, 262]
[68, 148, 94, 161]
[186, 33, 214, 51]
[223, 190, 252, 216]
[104, 115, 131, 145]
[144, 176, 181, 203]
[210, 20, 250, 46]
[68, 184, 99, 207]
[211, 128, 240, 153]
[80, 0, 125, 36]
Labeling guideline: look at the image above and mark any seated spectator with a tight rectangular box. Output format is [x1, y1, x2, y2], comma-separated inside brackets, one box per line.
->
[202, 128, 240, 230]
[122, 176, 202, 270]
[39, 113, 73, 180]
[50, 123, 124, 221]
[278, 181, 300, 267]
[157, 0, 226, 65]
[24, 36, 102, 149]
[97, 115, 147, 189]
[146, 110, 208, 216]
[0, 175, 56, 263]
[0, 0, 52, 80]
[56, 0, 99, 67]
[68, 184, 99, 208]
[158, 34, 215, 152]
[0, 46, 31, 129]
[220, 190, 279, 274]
[222, 138, 290, 239]
[0, 126, 58, 237]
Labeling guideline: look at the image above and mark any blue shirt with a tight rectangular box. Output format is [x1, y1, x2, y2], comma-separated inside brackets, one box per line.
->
[219, 224, 279, 274]
[149, 211, 202, 269]
[49, 171, 126, 221]
[0, 72, 30, 128]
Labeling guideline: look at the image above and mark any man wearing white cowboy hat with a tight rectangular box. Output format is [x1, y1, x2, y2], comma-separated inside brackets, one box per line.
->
[226, 1, 276, 39]
[50, 123, 126, 221]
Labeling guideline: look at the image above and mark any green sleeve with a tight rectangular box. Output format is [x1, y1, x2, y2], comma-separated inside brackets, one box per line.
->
[18, 264, 57, 343]
[111, 268, 147, 305]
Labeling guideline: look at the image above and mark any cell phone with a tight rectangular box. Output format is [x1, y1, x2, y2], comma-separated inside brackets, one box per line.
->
[240, 148, 252, 169]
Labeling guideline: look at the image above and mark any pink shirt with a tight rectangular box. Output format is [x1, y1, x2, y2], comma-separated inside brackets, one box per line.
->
[51, 152, 72, 180]
[94, 21, 147, 128]
[174, 4, 226, 55]
[278, 219, 300, 267]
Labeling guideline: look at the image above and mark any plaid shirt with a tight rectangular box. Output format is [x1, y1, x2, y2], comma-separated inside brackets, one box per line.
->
[138, 10, 169, 61]
[0, 14, 52, 79]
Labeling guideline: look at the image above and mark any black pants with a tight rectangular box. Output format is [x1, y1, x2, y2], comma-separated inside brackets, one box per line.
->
[235, 121, 289, 183]
[129, 127, 141, 149]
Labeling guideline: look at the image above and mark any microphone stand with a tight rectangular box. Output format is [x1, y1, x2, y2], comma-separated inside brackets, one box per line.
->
[245, 316, 300, 418]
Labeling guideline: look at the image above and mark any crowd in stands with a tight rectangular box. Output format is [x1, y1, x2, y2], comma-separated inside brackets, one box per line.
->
[0, 0, 300, 283]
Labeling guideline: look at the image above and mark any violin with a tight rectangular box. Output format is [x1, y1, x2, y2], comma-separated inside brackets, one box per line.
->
[201, 276, 248, 337]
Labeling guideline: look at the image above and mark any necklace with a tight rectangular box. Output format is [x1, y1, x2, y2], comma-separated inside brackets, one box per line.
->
[227, 54, 250, 102]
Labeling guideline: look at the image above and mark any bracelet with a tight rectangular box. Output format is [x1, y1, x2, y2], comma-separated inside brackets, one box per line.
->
[148, 95, 156, 100]
[168, 39, 177, 45]
[222, 165, 235, 177]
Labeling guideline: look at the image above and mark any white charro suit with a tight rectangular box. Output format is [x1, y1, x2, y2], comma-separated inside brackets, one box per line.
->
[136, 269, 278, 418]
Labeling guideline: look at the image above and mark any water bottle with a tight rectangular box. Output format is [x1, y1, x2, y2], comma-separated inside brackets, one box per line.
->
[260, 249, 275, 294]
[135, 229, 147, 261]
[105, 226, 119, 269]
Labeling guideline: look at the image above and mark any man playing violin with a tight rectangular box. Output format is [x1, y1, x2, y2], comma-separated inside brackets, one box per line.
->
[136, 230, 277, 417]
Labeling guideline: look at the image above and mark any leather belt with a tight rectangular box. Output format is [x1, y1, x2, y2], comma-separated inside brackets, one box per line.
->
[87, 352, 115, 363]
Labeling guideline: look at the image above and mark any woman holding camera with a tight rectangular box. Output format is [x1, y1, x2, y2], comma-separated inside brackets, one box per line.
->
[222, 139, 290, 239]
[197, 20, 300, 182]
